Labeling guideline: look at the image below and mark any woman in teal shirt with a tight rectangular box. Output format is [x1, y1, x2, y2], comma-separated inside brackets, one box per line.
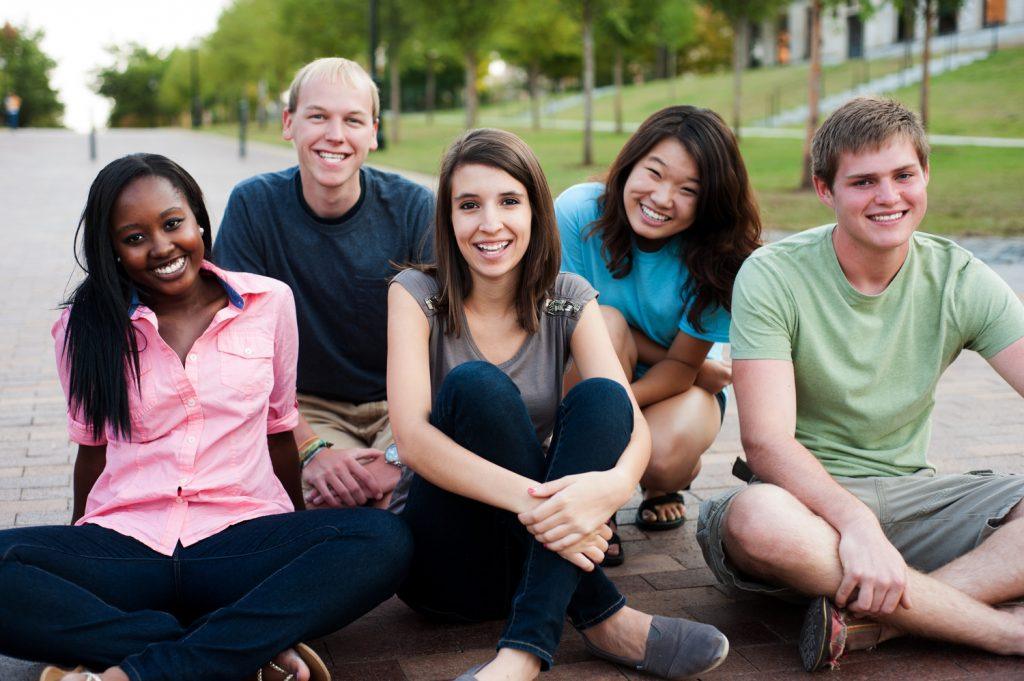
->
[556, 106, 761, 562]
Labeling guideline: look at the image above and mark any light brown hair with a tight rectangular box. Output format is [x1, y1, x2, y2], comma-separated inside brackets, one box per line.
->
[812, 96, 929, 189]
[287, 57, 380, 119]
[429, 128, 560, 337]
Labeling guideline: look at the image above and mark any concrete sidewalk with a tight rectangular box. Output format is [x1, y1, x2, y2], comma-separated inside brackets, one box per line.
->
[1, 129, 1022, 680]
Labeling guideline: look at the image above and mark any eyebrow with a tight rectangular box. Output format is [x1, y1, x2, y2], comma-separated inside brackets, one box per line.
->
[453, 190, 526, 200]
[846, 164, 917, 180]
[303, 104, 367, 117]
[646, 156, 700, 184]
[113, 207, 183, 233]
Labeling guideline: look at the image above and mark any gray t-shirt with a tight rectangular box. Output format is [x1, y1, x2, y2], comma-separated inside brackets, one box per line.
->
[388, 268, 598, 512]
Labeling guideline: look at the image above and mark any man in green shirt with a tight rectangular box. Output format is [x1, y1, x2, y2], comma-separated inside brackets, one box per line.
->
[697, 97, 1024, 670]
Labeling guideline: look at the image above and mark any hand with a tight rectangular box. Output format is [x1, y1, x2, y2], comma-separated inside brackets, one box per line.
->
[556, 524, 612, 572]
[835, 521, 912, 616]
[694, 359, 732, 395]
[302, 447, 384, 508]
[518, 469, 633, 551]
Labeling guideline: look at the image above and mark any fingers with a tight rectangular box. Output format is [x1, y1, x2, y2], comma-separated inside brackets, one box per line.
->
[900, 584, 913, 610]
[347, 459, 383, 500]
[835, 572, 857, 609]
[526, 477, 572, 501]
[582, 545, 605, 566]
[310, 478, 343, 508]
[545, 531, 583, 552]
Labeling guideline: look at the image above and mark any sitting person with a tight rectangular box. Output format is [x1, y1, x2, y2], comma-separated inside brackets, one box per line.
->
[556, 106, 760, 562]
[697, 97, 1024, 671]
[0, 154, 411, 681]
[386, 128, 728, 681]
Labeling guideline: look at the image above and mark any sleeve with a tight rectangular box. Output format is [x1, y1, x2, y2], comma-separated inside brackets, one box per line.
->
[214, 185, 268, 276]
[728, 257, 797, 361]
[51, 311, 107, 446]
[267, 286, 300, 434]
[955, 258, 1024, 359]
[390, 268, 440, 319]
[678, 299, 731, 344]
[551, 272, 599, 339]
[410, 187, 436, 263]
[554, 185, 594, 278]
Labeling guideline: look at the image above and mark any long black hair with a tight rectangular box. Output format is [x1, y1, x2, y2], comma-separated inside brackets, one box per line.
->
[62, 153, 212, 440]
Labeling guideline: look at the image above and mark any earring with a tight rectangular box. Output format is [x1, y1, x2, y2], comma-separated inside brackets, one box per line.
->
[116, 256, 121, 262]
[199, 227, 205, 235]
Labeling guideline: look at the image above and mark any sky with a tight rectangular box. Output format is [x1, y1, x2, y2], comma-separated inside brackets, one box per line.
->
[4, 0, 231, 132]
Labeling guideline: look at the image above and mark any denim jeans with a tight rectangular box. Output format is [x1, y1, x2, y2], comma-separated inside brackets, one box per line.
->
[399, 361, 633, 668]
[0, 508, 411, 681]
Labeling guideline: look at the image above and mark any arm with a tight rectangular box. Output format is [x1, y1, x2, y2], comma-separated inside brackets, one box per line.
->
[632, 327, 731, 396]
[268, 431, 305, 510]
[734, 358, 911, 615]
[631, 330, 712, 407]
[72, 444, 106, 524]
[986, 336, 1024, 396]
[296, 414, 387, 508]
[519, 299, 653, 548]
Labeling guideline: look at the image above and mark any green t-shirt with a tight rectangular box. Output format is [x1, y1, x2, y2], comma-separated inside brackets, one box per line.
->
[730, 224, 1024, 477]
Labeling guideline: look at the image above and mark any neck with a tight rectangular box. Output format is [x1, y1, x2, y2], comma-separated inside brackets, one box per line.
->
[831, 227, 910, 296]
[299, 168, 362, 219]
[465, 271, 518, 318]
[144, 272, 219, 317]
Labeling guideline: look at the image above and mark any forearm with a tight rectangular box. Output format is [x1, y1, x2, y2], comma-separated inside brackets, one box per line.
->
[268, 431, 305, 510]
[292, 412, 317, 450]
[631, 328, 667, 366]
[609, 415, 651, 503]
[631, 357, 699, 407]
[72, 445, 106, 524]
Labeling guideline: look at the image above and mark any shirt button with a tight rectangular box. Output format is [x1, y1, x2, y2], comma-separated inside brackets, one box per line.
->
[179, 478, 188, 485]
[186, 398, 196, 407]
[244, 347, 253, 355]
[188, 353, 198, 362]
[187, 436, 196, 444]
[176, 497, 183, 504]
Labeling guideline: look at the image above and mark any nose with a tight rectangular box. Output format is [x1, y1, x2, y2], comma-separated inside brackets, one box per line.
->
[149, 231, 175, 259]
[875, 179, 900, 205]
[324, 116, 344, 143]
[650, 181, 673, 209]
[479, 204, 502, 233]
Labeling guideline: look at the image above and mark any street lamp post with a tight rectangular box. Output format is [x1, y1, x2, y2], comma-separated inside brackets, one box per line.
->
[369, 0, 385, 150]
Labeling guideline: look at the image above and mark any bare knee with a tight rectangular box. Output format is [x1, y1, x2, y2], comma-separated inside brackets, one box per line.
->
[723, 484, 823, 571]
[643, 430, 703, 490]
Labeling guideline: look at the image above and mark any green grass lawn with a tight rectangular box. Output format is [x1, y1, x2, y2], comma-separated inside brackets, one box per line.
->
[207, 48, 1024, 236]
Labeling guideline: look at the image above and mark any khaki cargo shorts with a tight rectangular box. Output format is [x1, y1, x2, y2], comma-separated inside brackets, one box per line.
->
[696, 470, 1024, 600]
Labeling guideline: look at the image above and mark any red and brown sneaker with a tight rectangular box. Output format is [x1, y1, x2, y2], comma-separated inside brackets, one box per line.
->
[799, 597, 884, 672]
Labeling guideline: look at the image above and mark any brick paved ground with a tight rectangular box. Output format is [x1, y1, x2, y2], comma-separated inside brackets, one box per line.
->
[1, 129, 1021, 680]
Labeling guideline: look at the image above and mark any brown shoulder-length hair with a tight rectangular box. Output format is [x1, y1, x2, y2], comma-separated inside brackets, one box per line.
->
[590, 105, 762, 333]
[427, 128, 560, 337]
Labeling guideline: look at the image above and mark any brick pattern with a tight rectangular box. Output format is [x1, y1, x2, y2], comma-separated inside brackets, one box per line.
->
[1, 130, 1021, 680]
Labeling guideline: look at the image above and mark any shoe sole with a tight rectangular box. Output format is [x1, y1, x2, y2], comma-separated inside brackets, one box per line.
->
[296, 642, 331, 681]
[798, 596, 833, 672]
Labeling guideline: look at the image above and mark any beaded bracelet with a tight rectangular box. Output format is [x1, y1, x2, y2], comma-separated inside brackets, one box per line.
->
[299, 438, 334, 469]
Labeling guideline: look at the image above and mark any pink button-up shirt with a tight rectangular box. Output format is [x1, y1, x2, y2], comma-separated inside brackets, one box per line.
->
[53, 262, 300, 555]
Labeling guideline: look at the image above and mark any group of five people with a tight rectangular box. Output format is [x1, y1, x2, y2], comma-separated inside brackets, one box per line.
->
[0, 56, 1021, 681]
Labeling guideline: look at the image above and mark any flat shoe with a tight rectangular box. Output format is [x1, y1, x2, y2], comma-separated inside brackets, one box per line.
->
[799, 596, 882, 672]
[635, 492, 686, 531]
[583, 614, 729, 679]
[296, 642, 331, 681]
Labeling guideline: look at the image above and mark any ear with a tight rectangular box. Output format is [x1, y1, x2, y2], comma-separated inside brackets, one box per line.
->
[370, 118, 379, 152]
[812, 175, 835, 210]
[282, 108, 294, 142]
[922, 161, 930, 187]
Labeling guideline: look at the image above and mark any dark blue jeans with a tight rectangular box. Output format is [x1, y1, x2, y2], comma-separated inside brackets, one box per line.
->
[399, 361, 633, 668]
[0, 508, 411, 681]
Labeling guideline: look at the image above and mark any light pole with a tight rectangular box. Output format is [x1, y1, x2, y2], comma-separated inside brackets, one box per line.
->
[369, 0, 385, 150]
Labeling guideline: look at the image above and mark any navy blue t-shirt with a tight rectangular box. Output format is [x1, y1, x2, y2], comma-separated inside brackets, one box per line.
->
[215, 165, 434, 403]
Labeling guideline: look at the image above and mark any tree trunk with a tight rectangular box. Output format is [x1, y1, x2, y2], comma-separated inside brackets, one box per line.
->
[800, 0, 822, 190]
[528, 62, 541, 131]
[921, 0, 934, 130]
[667, 47, 677, 101]
[425, 53, 436, 125]
[464, 51, 478, 129]
[613, 47, 624, 134]
[389, 50, 401, 144]
[732, 18, 748, 138]
[582, 0, 594, 166]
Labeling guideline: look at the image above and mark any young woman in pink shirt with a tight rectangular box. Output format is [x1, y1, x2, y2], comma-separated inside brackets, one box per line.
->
[0, 154, 411, 681]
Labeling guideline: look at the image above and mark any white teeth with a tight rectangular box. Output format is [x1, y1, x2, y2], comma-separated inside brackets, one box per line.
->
[154, 257, 186, 275]
[476, 241, 509, 253]
[871, 212, 905, 223]
[640, 204, 670, 222]
[317, 151, 346, 161]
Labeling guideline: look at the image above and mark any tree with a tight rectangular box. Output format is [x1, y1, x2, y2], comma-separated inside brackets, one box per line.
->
[95, 45, 175, 127]
[0, 22, 63, 127]
[595, 0, 646, 135]
[704, 0, 787, 138]
[652, 0, 699, 101]
[381, 0, 424, 144]
[895, 0, 967, 130]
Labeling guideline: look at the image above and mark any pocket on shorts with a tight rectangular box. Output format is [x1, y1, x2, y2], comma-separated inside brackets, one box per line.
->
[218, 332, 274, 396]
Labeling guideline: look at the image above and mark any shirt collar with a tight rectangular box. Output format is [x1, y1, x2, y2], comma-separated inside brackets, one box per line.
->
[129, 260, 268, 319]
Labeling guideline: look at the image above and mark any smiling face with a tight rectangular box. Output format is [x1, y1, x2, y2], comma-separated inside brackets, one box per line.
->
[621, 136, 700, 250]
[110, 175, 206, 303]
[814, 135, 929, 256]
[283, 76, 378, 207]
[450, 163, 532, 286]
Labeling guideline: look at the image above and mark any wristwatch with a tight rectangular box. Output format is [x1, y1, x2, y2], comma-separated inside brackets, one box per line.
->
[384, 443, 405, 468]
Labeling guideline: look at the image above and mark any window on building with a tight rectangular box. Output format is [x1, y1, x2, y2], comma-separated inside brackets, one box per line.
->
[897, 4, 915, 42]
[938, 6, 958, 35]
[776, 13, 791, 65]
[984, 0, 1007, 27]
[847, 14, 864, 58]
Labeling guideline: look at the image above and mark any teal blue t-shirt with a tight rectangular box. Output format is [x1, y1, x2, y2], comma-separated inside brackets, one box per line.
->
[554, 182, 729, 361]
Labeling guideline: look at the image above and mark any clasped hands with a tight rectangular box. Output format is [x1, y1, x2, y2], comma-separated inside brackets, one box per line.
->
[517, 468, 633, 572]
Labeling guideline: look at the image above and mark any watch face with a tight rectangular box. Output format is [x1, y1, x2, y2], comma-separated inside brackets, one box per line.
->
[385, 443, 400, 465]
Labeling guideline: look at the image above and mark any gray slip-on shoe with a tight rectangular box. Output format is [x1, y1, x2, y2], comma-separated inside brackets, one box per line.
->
[583, 615, 729, 679]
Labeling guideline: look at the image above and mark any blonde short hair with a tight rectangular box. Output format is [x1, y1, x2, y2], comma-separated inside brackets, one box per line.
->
[287, 57, 380, 120]
[812, 97, 929, 189]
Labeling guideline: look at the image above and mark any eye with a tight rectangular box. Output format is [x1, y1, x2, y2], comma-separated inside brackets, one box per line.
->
[853, 179, 872, 187]
[896, 172, 913, 181]
[346, 117, 364, 126]
[165, 217, 183, 230]
[680, 187, 698, 197]
[647, 167, 662, 179]
[501, 197, 521, 206]
[122, 232, 145, 245]
[458, 200, 479, 210]
[309, 113, 325, 121]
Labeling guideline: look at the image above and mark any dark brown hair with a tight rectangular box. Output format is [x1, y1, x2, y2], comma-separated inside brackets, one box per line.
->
[812, 96, 929, 189]
[429, 128, 560, 336]
[590, 105, 761, 332]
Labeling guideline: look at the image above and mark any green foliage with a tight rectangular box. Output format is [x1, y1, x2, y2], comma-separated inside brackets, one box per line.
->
[95, 45, 175, 127]
[497, 0, 581, 80]
[0, 22, 63, 127]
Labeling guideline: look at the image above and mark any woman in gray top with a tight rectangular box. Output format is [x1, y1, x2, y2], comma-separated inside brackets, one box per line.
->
[386, 128, 728, 681]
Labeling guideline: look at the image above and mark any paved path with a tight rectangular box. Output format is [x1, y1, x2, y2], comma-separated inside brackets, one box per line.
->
[1, 129, 1022, 680]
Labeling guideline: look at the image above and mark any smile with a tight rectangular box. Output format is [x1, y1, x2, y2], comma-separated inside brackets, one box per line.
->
[152, 256, 187, 276]
[868, 211, 906, 224]
[474, 240, 510, 255]
[316, 151, 349, 163]
[640, 203, 670, 223]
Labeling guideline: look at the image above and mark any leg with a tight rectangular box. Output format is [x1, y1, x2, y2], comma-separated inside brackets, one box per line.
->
[638, 387, 721, 525]
[722, 484, 1024, 655]
[120, 508, 411, 681]
[563, 306, 637, 393]
[0, 524, 184, 671]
